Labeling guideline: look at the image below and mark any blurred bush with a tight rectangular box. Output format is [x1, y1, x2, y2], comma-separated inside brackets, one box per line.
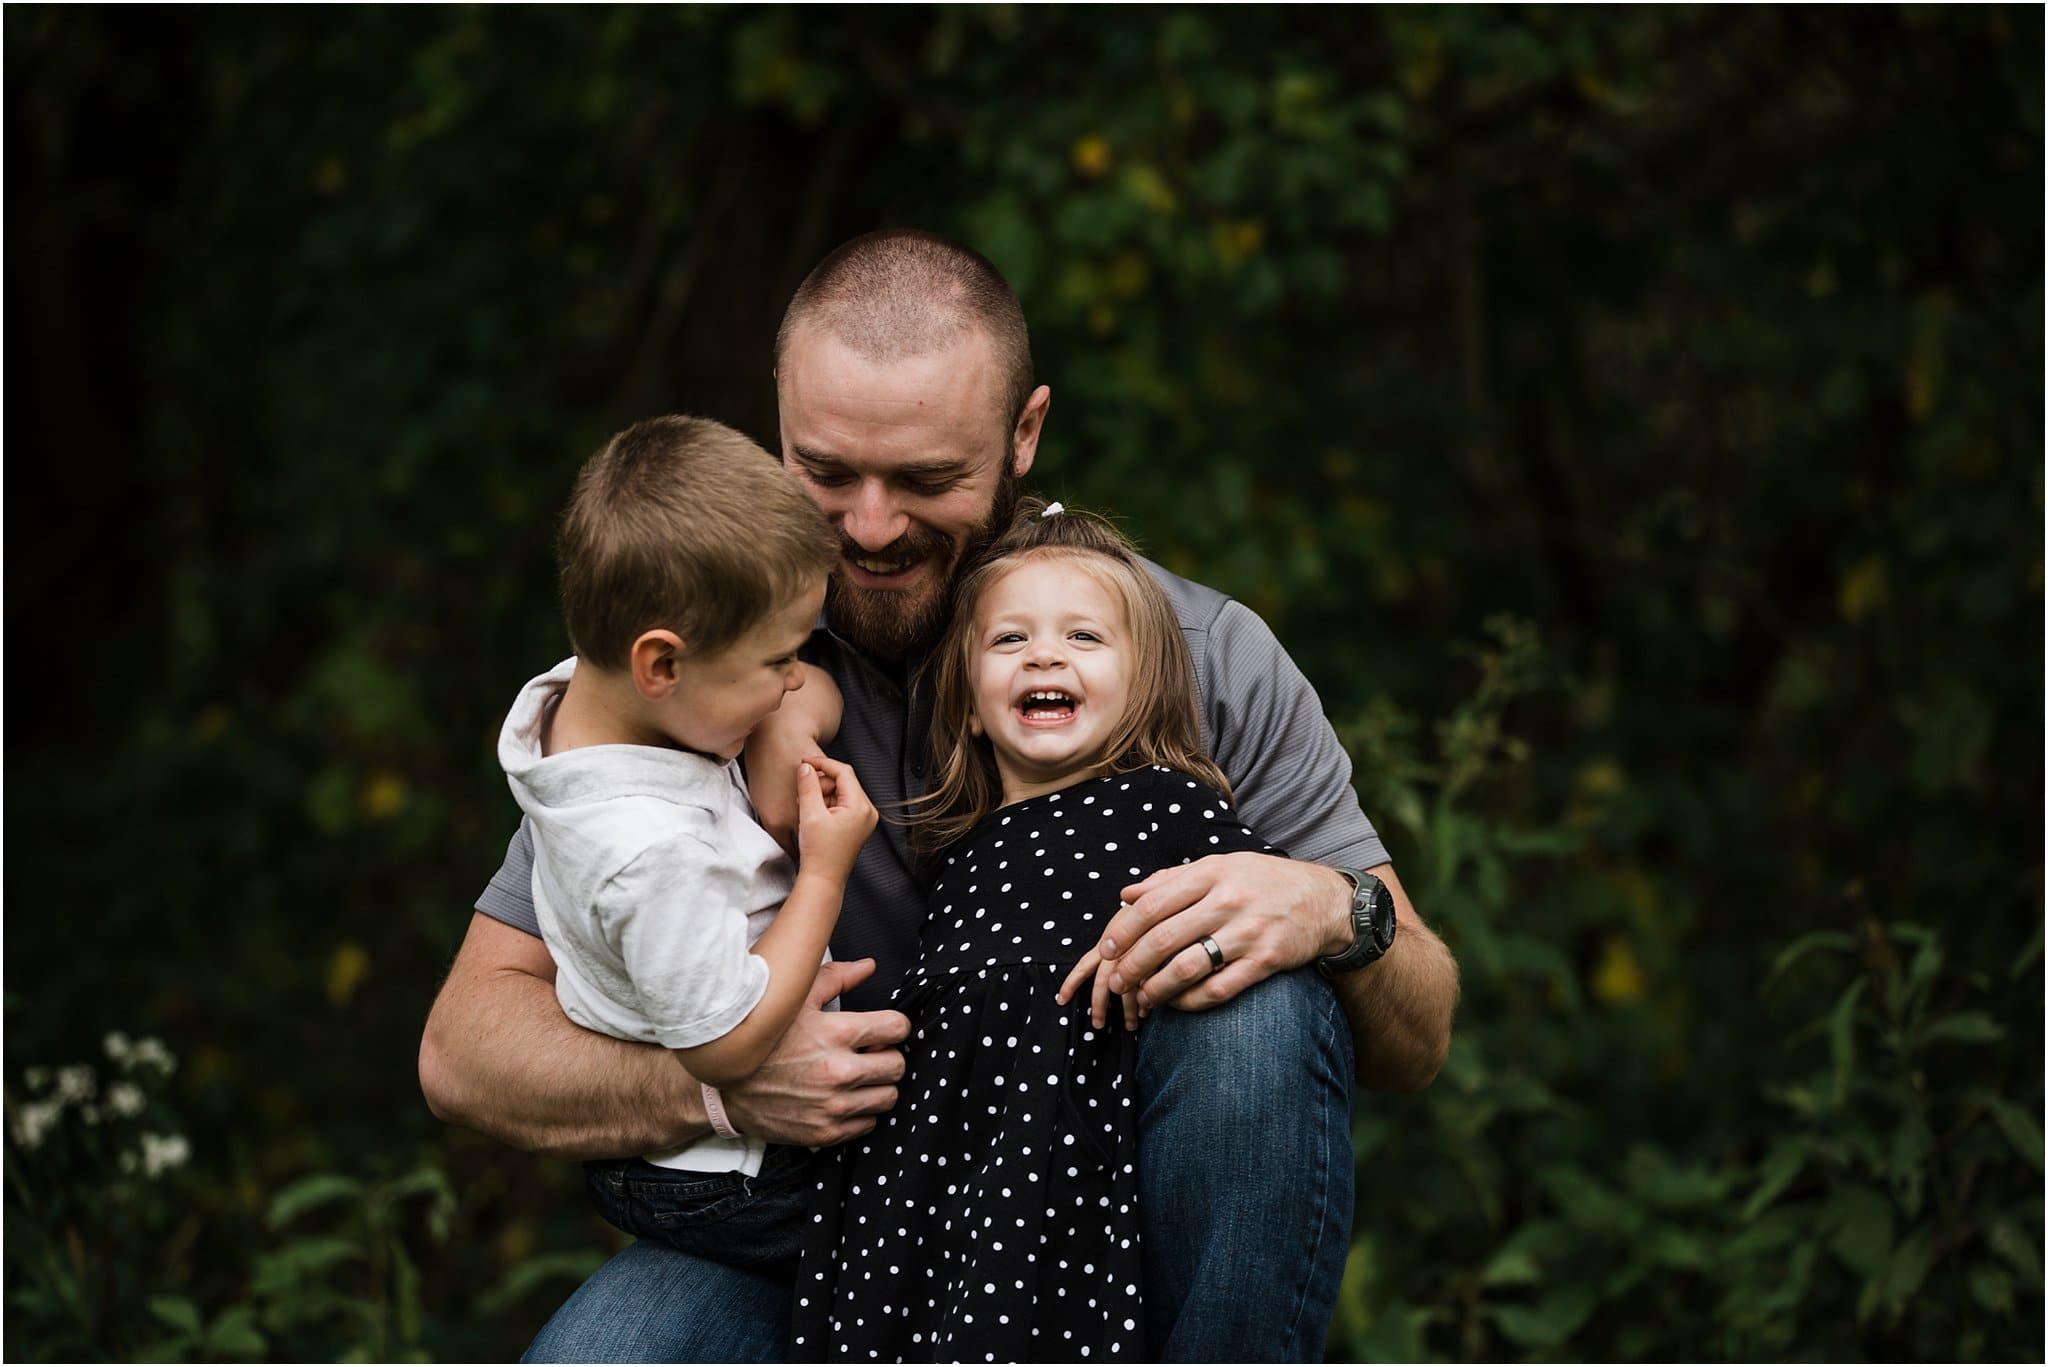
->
[5, 5, 2040, 1360]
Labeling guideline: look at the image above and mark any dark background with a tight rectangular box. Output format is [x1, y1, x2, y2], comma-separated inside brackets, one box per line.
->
[6, 6, 2042, 1361]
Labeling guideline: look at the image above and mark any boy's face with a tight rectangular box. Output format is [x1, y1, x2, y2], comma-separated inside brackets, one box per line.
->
[776, 325, 1047, 661]
[664, 579, 826, 760]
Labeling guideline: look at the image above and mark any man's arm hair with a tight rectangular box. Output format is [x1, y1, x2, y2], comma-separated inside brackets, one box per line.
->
[419, 913, 707, 1159]
[1330, 863, 1458, 1091]
[1198, 597, 1458, 1088]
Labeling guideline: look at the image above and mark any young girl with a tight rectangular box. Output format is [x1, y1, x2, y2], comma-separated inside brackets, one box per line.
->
[790, 499, 1280, 1362]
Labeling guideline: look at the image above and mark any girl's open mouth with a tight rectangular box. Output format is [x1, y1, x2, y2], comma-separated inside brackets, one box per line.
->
[1016, 690, 1078, 725]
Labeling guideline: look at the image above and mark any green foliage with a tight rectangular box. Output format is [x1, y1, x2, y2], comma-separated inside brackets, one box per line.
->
[5, 4, 2040, 1361]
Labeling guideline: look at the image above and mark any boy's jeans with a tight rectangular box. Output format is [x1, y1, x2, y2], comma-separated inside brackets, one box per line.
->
[523, 969, 1356, 1363]
[581, 1144, 811, 1277]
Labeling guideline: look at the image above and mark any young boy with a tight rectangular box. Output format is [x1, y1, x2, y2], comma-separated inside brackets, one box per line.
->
[496, 414, 872, 1273]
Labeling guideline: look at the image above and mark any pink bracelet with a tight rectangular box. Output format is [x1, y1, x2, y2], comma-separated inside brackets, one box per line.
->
[702, 1083, 741, 1139]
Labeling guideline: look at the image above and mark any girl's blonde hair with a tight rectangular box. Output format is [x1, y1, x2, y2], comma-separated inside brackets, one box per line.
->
[910, 497, 1231, 853]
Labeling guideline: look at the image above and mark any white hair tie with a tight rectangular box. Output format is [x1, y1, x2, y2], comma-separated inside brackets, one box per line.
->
[1040, 501, 1065, 519]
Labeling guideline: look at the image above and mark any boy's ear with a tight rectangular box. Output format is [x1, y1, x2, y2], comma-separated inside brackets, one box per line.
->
[630, 630, 688, 699]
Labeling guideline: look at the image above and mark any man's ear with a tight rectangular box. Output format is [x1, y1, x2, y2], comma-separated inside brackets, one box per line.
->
[631, 630, 688, 699]
[1009, 384, 1051, 480]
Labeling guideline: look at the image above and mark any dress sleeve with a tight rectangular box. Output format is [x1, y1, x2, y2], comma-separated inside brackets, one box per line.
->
[475, 819, 542, 937]
[1201, 600, 1391, 870]
[1143, 768, 1286, 866]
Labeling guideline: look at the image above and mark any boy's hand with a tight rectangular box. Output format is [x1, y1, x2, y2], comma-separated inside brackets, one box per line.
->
[795, 755, 876, 879]
[745, 665, 841, 857]
[1056, 946, 1144, 1033]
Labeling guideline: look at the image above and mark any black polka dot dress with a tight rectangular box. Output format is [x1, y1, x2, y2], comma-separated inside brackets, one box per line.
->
[791, 766, 1279, 1362]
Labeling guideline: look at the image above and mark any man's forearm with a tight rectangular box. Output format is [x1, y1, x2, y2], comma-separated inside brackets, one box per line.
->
[419, 913, 707, 1159]
[1331, 864, 1458, 1092]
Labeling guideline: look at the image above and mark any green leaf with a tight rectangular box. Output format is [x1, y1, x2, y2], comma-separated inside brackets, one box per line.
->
[1825, 1185, 1893, 1278]
[476, 1250, 610, 1317]
[392, 1239, 422, 1346]
[1967, 1089, 2044, 1170]
[1622, 1144, 1730, 1209]
[267, 1173, 365, 1230]
[1986, 1214, 2043, 1283]
[1968, 1263, 2014, 1315]
[1828, 977, 1867, 1108]
[204, 1306, 268, 1361]
[1480, 1245, 1541, 1287]
[1883, 1226, 1933, 1311]
[1766, 930, 1855, 986]
[1490, 1285, 1597, 1350]
[147, 1295, 204, 1337]
[1888, 1114, 1931, 1217]
[2009, 921, 2042, 981]
[1919, 1011, 2004, 1047]
[1743, 1142, 1807, 1222]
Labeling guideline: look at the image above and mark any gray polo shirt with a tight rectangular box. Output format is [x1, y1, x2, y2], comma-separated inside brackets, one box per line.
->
[477, 558, 1388, 1013]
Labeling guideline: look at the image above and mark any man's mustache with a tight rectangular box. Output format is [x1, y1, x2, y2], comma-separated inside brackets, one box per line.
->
[835, 528, 952, 567]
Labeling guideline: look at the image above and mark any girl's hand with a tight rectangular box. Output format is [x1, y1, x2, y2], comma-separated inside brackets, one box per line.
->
[1056, 947, 1144, 1033]
[794, 755, 876, 879]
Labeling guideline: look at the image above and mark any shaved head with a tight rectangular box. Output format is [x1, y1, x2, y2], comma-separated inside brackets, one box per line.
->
[775, 228, 1035, 428]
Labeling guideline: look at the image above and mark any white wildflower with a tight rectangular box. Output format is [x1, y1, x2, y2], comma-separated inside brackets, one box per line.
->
[104, 1081, 147, 1119]
[103, 1032, 133, 1064]
[22, 1067, 51, 1091]
[53, 1066, 96, 1104]
[9, 1100, 63, 1151]
[140, 1132, 191, 1178]
[127, 1039, 176, 1076]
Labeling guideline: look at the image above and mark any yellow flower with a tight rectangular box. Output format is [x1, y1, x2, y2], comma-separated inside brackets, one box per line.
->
[1071, 134, 1113, 179]
[1591, 935, 1648, 1004]
[327, 943, 372, 1007]
[361, 771, 407, 820]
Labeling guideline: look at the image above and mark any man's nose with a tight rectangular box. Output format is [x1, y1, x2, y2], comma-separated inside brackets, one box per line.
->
[841, 479, 909, 550]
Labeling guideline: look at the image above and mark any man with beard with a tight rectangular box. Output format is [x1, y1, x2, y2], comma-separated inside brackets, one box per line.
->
[421, 229, 1459, 1361]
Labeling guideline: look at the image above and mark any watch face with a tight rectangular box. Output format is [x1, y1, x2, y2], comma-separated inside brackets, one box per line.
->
[1368, 883, 1397, 952]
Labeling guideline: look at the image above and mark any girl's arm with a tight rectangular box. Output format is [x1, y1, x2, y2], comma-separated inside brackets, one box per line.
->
[674, 755, 873, 1088]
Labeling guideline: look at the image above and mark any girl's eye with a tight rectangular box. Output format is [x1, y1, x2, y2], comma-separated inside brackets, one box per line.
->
[1070, 631, 1101, 643]
[990, 632, 1024, 646]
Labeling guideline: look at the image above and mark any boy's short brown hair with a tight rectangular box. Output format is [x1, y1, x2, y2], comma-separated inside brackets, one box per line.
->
[558, 415, 837, 669]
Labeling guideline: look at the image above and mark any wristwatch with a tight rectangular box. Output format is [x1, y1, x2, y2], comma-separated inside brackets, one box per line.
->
[1315, 868, 1396, 976]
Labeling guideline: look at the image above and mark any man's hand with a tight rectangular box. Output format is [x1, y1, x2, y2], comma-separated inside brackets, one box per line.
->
[745, 664, 841, 857]
[719, 957, 910, 1146]
[1091, 854, 1457, 1090]
[1094, 851, 1350, 1011]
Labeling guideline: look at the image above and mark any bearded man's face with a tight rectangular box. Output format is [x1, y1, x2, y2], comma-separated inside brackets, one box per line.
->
[776, 325, 1039, 660]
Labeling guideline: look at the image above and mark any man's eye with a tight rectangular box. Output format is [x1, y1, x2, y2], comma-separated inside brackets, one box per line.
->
[903, 478, 958, 497]
[803, 467, 854, 488]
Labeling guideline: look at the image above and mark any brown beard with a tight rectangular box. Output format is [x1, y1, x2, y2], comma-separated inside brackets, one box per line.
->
[825, 471, 1021, 661]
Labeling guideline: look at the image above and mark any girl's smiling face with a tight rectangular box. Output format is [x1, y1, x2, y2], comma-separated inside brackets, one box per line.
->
[970, 556, 1133, 804]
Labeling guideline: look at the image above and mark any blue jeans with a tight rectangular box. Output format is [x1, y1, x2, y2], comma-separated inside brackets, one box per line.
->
[581, 1145, 811, 1276]
[523, 970, 1356, 1363]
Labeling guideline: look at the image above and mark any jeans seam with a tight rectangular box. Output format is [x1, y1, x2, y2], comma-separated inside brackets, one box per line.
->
[1283, 987, 1344, 1356]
